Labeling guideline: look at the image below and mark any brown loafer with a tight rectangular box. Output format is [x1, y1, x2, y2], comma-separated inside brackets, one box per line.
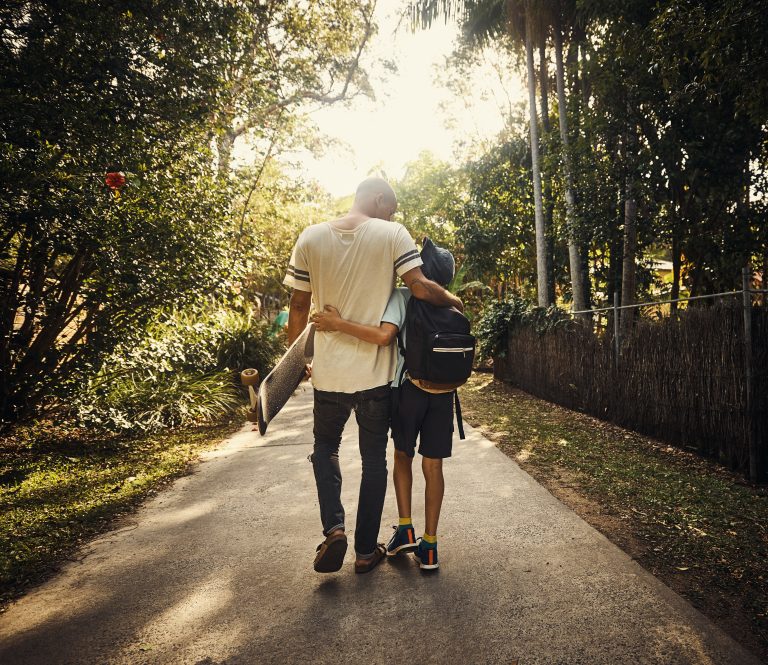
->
[354, 544, 386, 574]
[313, 532, 348, 573]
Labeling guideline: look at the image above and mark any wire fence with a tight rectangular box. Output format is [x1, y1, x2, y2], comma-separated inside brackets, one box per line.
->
[494, 267, 767, 483]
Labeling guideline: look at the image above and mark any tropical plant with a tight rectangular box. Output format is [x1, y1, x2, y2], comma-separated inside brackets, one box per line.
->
[475, 295, 572, 360]
[73, 306, 282, 433]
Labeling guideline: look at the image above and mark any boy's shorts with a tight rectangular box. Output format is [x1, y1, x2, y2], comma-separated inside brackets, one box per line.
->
[391, 379, 454, 459]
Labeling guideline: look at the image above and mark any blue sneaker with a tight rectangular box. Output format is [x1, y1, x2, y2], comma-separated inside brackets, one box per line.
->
[386, 524, 418, 556]
[414, 539, 439, 570]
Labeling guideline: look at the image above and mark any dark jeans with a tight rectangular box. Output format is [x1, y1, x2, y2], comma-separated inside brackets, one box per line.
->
[311, 384, 391, 556]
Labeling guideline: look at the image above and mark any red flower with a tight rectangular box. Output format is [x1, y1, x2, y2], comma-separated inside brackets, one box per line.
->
[105, 171, 126, 190]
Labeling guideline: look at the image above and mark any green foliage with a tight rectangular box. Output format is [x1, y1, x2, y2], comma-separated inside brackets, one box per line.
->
[0, 2, 376, 427]
[455, 131, 539, 293]
[74, 307, 282, 433]
[394, 151, 467, 253]
[475, 297, 572, 360]
[231, 162, 336, 312]
[212, 0, 375, 173]
[413, 0, 768, 310]
[0, 1, 242, 425]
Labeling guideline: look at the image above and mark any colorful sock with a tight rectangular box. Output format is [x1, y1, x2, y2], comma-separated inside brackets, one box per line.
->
[398, 517, 413, 527]
[422, 533, 437, 545]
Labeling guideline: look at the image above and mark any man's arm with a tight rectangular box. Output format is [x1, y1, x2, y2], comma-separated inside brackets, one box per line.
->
[401, 267, 463, 311]
[287, 289, 312, 345]
[311, 305, 398, 347]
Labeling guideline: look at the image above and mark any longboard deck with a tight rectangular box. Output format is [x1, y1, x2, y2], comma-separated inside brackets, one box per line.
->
[257, 324, 314, 435]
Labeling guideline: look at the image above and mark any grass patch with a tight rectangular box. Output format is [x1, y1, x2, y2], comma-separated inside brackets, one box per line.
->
[0, 416, 241, 607]
[460, 373, 768, 660]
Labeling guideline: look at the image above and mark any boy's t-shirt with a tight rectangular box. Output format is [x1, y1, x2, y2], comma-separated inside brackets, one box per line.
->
[381, 287, 410, 387]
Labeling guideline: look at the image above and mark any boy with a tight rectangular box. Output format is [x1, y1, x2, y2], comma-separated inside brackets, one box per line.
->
[311, 240, 458, 570]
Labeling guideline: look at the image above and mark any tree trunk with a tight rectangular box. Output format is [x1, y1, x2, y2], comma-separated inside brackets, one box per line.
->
[553, 22, 587, 317]
[671, 227, 681, 312]
[539, 39, 556, 305]
[621, 192, 638, 331]
[525, 18, 550, 307]
[217, 130, 236, 176]
[763, 245, 768, 306]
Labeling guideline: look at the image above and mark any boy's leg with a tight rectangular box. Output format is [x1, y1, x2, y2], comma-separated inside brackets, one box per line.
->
[415, 390, 453, 541]
[386, 384, 423, 556]
[390, 382, 424, 522]
[393, 449, 414, 519]
[422, 456, 445, 537]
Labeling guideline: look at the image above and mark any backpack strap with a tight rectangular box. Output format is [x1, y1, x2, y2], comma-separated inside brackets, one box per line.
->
[396, 326, 406, 361]
[454, 390, 465, 440]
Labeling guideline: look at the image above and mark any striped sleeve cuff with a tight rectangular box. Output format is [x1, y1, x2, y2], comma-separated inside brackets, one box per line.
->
[394, 249, 422, 276]
[284, 264, 311, 291]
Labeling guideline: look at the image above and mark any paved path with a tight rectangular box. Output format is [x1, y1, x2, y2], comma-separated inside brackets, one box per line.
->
[0, 385, 760, 665]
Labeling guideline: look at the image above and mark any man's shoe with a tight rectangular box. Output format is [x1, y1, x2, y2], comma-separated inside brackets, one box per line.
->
[354, 544, 387, 574]
[386, 525, 418, 557]
[414, 538, 439, 570]
[313, 532, 347, 573]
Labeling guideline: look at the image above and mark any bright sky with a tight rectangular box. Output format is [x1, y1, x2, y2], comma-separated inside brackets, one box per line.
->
[234, 2, 526, 198]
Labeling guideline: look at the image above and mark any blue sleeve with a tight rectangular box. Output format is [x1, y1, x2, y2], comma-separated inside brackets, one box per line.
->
[381, 288, 407, 329]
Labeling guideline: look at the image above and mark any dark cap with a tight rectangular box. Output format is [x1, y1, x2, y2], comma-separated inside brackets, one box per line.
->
[420, 237, 455, 287]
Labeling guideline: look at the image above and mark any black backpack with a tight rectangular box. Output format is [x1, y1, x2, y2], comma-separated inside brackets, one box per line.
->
[396, 297, 476, 439]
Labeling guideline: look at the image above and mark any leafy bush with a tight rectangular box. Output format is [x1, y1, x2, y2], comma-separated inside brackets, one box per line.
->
[77, 371, 242, 433]
[475, 297, 573, 361]
[74, 306, 282, 433]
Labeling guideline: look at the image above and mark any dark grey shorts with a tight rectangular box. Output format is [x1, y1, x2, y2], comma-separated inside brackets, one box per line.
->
[391, 380, 454, 459]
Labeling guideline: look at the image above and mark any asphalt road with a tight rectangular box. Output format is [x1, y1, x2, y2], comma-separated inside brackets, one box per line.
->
[0, 384, 760, 664]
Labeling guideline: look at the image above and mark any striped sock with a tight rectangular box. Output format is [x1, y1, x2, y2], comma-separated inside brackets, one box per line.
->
[398, 517, 413, 527]
[422, 533, 437, 545]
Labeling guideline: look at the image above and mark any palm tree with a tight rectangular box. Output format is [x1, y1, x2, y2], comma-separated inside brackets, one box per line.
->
[552, 2, 589, 316]
[412, 0, 552, 307]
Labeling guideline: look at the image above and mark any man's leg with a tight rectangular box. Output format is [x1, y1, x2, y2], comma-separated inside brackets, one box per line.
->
[422, 456, 445, 537]
[353, 386, 391, 560]
[312, 389, 353, 537]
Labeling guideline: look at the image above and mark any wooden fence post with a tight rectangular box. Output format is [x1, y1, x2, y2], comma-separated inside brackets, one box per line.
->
[743, 267, 761, 483]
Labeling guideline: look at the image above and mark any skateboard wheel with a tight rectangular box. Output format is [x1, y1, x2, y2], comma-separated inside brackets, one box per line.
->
[240, 368, 260, 386]
[246, 408, 259, 423]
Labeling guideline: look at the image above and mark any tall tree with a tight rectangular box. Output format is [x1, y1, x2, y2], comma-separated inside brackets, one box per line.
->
[0, 1, 241, 424]
[552, 4, 589, 315]
[411, 0, 552, 306]
[539, 40, 556, 303]
[214, 0, 376, 176]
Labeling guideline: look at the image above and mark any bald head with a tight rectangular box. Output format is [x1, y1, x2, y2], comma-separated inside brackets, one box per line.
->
[352, 177, 398, 220]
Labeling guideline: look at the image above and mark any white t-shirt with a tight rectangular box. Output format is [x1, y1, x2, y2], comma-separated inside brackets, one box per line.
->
[283, 218, 422, 393]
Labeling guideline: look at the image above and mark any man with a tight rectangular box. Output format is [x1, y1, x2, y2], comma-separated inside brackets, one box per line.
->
[283, 177, 461, 574]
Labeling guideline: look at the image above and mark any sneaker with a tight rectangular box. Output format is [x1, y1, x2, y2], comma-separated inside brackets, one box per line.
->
[386, 524, 418, 556]
[414, 538, 439, 570]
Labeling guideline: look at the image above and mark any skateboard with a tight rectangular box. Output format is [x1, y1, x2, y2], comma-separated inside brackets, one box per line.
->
[240, 324, 315, 436]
